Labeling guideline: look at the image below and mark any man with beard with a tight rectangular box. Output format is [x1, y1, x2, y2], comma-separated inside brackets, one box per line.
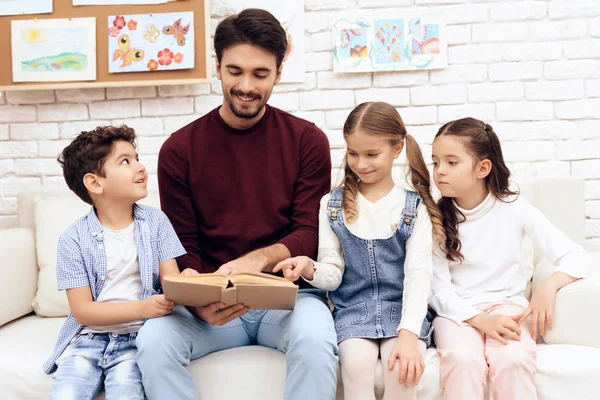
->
[135, 8, 338, 400]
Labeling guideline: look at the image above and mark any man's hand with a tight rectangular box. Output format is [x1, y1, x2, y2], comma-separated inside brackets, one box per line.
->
[272, 256, 315, 281]
[467, 313, 521, 345]
[181, 268, 201, 276]
[215, 252, 268, 276]
[188, 302, 249, 326]
[387, 330, 425, 387]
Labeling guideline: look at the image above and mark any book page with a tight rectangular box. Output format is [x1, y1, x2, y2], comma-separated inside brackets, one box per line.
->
[230, 270, 295, 286]
[166, 273, 228, 286]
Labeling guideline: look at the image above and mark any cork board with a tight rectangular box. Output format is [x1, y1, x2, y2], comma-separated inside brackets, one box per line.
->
[0, 0, 211, 91]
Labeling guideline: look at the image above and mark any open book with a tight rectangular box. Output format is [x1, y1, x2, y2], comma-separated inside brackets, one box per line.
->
[162, 271, 299, 310]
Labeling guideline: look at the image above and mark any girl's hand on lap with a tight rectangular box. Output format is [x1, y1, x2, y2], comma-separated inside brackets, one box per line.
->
[467, 313, 521, 345]
[387, 330, 425, 387]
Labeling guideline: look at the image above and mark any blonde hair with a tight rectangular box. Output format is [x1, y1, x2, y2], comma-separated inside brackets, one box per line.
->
[341, 102, 445, 246]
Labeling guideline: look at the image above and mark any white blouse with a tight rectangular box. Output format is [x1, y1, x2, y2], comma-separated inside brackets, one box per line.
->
[430, 192, 590, 325]
[304, 185, 433, 337]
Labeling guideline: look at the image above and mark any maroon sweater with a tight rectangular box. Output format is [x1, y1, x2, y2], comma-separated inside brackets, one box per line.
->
[157, 105, 332, 288]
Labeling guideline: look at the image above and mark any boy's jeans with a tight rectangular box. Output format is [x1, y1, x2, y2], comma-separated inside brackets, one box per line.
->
[137, 289, 339, 400]
[49, 332, 144, 400]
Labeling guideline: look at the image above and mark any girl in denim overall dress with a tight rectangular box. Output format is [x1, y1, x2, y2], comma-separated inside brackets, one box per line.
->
[430, 117, 589, 400]
[274, 102, 446, 400]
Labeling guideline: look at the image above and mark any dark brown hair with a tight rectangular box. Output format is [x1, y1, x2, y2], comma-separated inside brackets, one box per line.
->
[57, 125, 136, 205]
[434, 117, 517, 262]
[214, 8, 287, 69]
[341, 102, 446, 246]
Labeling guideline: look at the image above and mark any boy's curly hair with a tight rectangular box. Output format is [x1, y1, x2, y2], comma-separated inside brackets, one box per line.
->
[57, 125, 136, 205]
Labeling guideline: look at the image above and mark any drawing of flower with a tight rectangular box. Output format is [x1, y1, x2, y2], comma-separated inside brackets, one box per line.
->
[147, 59, 159, 71]
[173, 52, 184, 64]
[113, 16, 126, 30]
[108, 26, 119, 37]
[158, 49, 174, 66]
[127, 20, 138, 30]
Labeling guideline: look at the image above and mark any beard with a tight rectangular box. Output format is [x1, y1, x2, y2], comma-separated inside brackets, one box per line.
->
[224, 88, 269, 119]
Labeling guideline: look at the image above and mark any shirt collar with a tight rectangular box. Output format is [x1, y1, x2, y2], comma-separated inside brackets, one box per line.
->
[86, 203, 146, 241]
[453, 191, 496, 221]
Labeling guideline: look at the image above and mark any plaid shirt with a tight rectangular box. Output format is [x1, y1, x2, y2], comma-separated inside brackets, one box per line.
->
[43, 204, 186, 374]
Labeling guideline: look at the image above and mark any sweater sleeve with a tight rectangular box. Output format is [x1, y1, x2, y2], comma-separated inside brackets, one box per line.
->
[397, 203, 433, 336]
[302, 194, 344, 291]
[430, 246, 481, 325]
[277, 125, 332, 259]
[518, 197, 589, 279]
[157, 131, 204, 273]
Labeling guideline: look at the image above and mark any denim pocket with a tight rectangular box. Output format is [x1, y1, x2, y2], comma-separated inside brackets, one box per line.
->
[334, 302, 368, 328]
[386, 301, 401, 324]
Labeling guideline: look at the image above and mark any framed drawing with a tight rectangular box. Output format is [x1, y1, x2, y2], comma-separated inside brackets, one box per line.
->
[11, 17, 96, 82]
[333, 14, 447, 73]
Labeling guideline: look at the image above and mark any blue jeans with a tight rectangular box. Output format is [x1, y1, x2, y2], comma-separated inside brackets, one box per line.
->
[136, 289, 339, 400]
[49, 332, 144, 400]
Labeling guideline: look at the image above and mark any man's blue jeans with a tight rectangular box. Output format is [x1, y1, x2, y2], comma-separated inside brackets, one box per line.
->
[136, 289, 339, 400]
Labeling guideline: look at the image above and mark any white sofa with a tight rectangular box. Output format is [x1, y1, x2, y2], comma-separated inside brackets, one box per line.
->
[1, 177, 599, 400]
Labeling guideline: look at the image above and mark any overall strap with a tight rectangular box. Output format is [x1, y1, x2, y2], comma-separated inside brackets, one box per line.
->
[401, 190, 422, 226]
[327, 187, 344, 221]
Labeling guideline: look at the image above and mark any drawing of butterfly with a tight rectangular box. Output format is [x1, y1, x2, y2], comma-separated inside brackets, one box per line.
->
[143, 24, 160, 43]
[162, 18, 190, 46]
[113, 34, 145, 67]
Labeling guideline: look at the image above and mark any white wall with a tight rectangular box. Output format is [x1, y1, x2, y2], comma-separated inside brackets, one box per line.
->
[0, 0, 599, 247]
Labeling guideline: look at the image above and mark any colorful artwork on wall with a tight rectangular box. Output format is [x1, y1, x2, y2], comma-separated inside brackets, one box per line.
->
[107, 11, 194, 73]
[11, 18, 96, 82]
[333, 15, 446, 73]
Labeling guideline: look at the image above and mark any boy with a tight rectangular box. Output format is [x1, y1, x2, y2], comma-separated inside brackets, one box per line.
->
[43, 125, 186, 400]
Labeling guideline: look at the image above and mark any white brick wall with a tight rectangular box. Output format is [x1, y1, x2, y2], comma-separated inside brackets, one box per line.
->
[0, 0, 599, 244]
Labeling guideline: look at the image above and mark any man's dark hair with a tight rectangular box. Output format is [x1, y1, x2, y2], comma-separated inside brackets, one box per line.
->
[214, 8, 287, 69]
[57, 125, 136, 205]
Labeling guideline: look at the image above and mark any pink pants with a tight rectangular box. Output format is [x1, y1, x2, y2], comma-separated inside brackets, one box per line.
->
[433, 302, 537, 400]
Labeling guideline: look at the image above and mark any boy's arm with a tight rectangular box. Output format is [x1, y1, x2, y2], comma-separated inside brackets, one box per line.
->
[156, 210, 188, 284]
[66, 286, 146, 326]
[159, 258, 181, 285]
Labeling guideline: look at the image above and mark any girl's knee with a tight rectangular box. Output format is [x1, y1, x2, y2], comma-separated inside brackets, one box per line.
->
[442, 349, 486, 369]
[342, 358, 375, 384]
[487, 347, 535, 371]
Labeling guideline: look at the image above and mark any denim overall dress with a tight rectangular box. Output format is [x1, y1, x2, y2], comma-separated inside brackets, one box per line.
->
[327, 187, 433, 344]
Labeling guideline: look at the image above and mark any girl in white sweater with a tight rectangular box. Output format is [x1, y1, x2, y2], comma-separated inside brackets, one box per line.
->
[430, 117, 589, 400]
[274, 102, 445, 400]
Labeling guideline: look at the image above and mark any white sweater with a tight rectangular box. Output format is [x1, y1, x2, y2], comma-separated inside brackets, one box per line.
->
[304, 185, 433, 337]
[430, 192, 589, 325]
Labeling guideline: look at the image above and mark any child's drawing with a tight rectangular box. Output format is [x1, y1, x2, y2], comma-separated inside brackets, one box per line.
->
[108, 11, 194, 73]
[11, 18, 96, 82]
[333, 14, 447, 73]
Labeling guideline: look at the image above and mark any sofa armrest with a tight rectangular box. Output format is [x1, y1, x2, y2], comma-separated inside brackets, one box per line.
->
[542, 253, 600, 347]
[0, 228, 38, 327]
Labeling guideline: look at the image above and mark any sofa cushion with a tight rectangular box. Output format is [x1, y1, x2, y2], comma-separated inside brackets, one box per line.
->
[0, 228, 37, 326]
[32, 197, 90, 317]
[3, 314, 600, 400]
[31, 194, 162, 317]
